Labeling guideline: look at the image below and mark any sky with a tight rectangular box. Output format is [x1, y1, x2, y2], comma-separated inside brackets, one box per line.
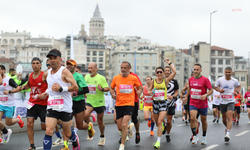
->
[1, 0, 249, 57]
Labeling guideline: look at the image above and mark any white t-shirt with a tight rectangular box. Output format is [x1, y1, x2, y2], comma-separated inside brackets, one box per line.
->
[214, 76, 240, 104]
[212, 89, 221, 105]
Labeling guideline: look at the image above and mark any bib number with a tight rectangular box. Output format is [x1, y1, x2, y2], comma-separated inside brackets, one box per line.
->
[191, 88, 201, 99]
[144, 96, 153, 103]
[0, 95, 8, 101]
[88, 85, 96, 94]
[221, 93, 232, 101]
[26, 101, 35, 109]
[48, 95, 64, 110]
[154, 90, 165, 101]
[119, 84, 133, 93]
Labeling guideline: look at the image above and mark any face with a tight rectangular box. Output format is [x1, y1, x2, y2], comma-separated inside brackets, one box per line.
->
[156, 69, 164, 78]
[146, 77, 152, 84]
[193, 65, 202, 76]
[88, 63, 97, 75]
[191, 73, 194, 77]
[66, 63, 75, 73]
[11, 71, 16, 76]
[32, 60, 42, 72]
[120, 63, 130, 75]
[75, 67, 79, 73]
[248, 86, 250, 91]
[0, 68, 3, 77]
[224, 69, 232, 78]
[49, 55, 62, 69]
[164, 68, 171, 77]
[46, 60, 51, 69]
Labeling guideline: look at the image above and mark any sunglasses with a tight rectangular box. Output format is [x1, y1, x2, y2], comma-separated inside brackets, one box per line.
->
[46, 64, 51, 67]
[156, 71, 163, 74]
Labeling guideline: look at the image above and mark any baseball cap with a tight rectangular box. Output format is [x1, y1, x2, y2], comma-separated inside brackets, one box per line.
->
[66, 59, 77, 66]
[31, 57, 42, 63]
[46, 49, 61, 58]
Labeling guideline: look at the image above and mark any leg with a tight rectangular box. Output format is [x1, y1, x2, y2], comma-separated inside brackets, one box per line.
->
[247, 108, 250, 120]
[97, 112, 105, 136]
[217, 110, 221, 120]
[114, 109, 117, 124]
[5, 117, 18, 126]
[84, 106, 94, 124]
[200, 115, 207, 135]
[144, 110, 150, 120]
[27, 118, 35, 147]
[213, 108, 217, 118]
[44, 117, 58, 150]
[75, 111, 88, 130]
[190, 110, 198, 134]
[157, 111, 167, 138]
[226, 110, 233, 130]
[166, 114, 172, 134]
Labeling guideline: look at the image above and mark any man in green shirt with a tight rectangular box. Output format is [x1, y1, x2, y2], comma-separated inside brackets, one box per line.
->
[7, 68, 22, 85]
[84, 62, 109, 146]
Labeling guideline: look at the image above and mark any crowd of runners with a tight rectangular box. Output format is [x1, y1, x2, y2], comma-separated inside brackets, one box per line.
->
[0, 49, 250, 150]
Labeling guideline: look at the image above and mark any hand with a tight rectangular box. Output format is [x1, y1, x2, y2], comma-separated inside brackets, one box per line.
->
[165, 58, 170, 64]
[137, 90, 142, 97]
[21, 86, 26, 91]
[201, 94, 207, 100]
[167, 95, 173, 100]
[183, 97, 187, 104]
[3, 91, 9, 95]
[84, 94, 87, 98]
[112, 94, 117, 100]
[38, 92, 48, 99]
[16, 86, 21, 92]
[52, 83, 60, 92]
[148, 91, 153, 95]
[98, 84, 103, 91]
[219, 88, 225, 93]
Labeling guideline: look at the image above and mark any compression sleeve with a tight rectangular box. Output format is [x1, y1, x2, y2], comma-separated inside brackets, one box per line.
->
[77, 86, 89, 95]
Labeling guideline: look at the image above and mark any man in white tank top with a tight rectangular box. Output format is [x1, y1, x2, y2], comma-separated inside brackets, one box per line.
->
[39, 49, 80, 150]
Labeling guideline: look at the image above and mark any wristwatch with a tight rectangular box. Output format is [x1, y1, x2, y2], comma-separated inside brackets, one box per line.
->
[205, 94, 208, 97]
[102, 88, 104, 92]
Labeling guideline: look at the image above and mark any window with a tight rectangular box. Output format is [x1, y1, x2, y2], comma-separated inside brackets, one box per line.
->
[152, 60, 156, 64]
[152, 72, 156, 76]
[143, 54, 150, 57]
[196, 58, 199, 63]
[152, 54, 157, 59]
[136, 60, 140, 64]
[152, 66, 156, 70]
[143, 78, 146, 82]
[32, 52, 33, 56]
[176, 66, 180, 71]
[234, 75, 239, 81]
[67, 50, 70, 55]
[92, 51, 97, 56]
[99, 57, 103, 62]
[218, 51, 223, 56]
[218, 68, 223, 73]
[242, 65, 245, 70]
[21, 52, 24, 56]
[136, 72, 140, 75]
[236, 64, 239, 70]
[143, 66, 149, 70]
[127, 54, 133, 58]
[211, 67, 215, 73]
[87, 51, 90, 56]
[37, 52, 39, 56]
[92, 57, 97, 62]
[225, 51, 230, 56]
[211, 58, 215, 64]
[143, 60, 149, 64]
[143, 72, 149, 76]
[241, 76, 245, 81]
[176, 58, 180, 62]
[99, 64, 103, 69]
[226, 59, 230, 65]
[211, 76, 215, 82]
[136, 54, 141, 58]
[99, 51, 103, 56]
[27, 52, 29, 56]
[0, 50, 5, 54]
[27, 59, 29, 63]
[218, 59, 223, 65]
[87, 57, 90, 62]
[211, 50, 215, 56]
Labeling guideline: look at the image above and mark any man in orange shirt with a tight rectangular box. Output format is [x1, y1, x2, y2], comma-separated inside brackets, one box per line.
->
[110, 61, 142, 150]
[233, 90, 243, 125]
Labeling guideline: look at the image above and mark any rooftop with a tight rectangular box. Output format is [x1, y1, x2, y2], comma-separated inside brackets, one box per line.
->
[92, 4, 102, 18]
[211, 45, 232, 51]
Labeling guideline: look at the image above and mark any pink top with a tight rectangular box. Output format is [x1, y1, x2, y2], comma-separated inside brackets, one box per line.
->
[244, 91, 250, 105]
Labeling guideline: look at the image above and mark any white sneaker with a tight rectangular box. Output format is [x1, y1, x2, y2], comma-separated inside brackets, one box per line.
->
[126, 136, 129, 141]
[191, 135, 198, 144]
[2, 129, 12, 144]
[201, 136, 207, 145]
[53, 138, 63, 145]
[224, 134, 230, 142]
[98, 137, 106, 146]
[128, 123, 134, 138]
[119, 144, 124, 150]
[248, 121, 250, 124]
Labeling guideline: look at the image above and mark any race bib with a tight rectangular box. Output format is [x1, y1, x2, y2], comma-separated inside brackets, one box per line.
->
[48, 95, 64, 110]
[221, 93, 232, 101]
[88, 85, 96, 94]
[0, 95, 8, 101]
[144, 96, 153, 103]
[191, 88, 201, 99]
[119, 84, 133, 93]
[26, 101, 35, 109]
[154, 90, 165, 101]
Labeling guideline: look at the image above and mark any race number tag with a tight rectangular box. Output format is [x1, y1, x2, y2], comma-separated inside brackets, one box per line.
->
[88, 85, 96, 94]
[191, 88, 201, 99]
[0, 95, 8, 101]
[119, 85, 133, 93]
[48, 95, 64, 110]
[221, 93, 232, 101]
[154, 90, 165, 101]
[144, 96, 153, 103]
[26, 101, 35, 109]
[247, 97, 250, 103]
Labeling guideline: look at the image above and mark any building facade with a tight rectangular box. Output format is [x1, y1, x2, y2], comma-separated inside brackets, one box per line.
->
[234, 56, 248, 90]
[89, 4, 105, 37]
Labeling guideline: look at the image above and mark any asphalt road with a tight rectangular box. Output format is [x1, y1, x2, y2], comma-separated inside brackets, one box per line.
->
[1, 114, 250, 150]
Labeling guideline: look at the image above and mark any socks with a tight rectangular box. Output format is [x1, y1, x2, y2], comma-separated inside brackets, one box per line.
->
[88, 124, 91, 130]
[151, 122, 155, 131]
[43, 134, 52, 150]
[74, 127, 78, 134]
[1, 127, 8, 134]
[64, 141, 69, 148]
[69, 130, 78, 148]
[191, 128, 196, 136]
[100, 135, 105, 138]
[203, 131, 206, 136]
[226, 129, 230, 135]
[157, 137, 161, 142]
[55, 131, 62, 138]
[148, 118, 151, 121]
[30, 144, 35, 149]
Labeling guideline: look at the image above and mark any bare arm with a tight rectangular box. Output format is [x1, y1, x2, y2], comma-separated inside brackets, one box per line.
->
[42, 71, 48, 83]
[62, 69, 79, 92]
[136, 85, 143, 96]
[201, 88, 213, 100]
[235, 85, 241, 93]
[0, 75, 2, 85]
[181, 82, 189, 96]
[165, 60, 177, 82]
[214, 86, 224, 93]
[110, 87, 116, 100]
[148, 80, 154, 95]
[173, 89, 179, 97]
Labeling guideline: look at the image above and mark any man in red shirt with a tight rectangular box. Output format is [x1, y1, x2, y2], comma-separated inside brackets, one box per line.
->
[244, 86, 250, 124]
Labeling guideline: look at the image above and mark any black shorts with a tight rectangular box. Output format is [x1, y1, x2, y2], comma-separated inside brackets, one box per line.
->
[167, 105, 175, 115]
[115, 106, 134, 120]
[27, 104, 47, 123]
[184, 105, 189, 111]
[133, 102, 138, 117]
[86, 103, 105, 114]
[234, 106, 241, 114]
[72, 100, 86, 115]
[247, 105, 250, 108]
[212, 104, 221, 111]
[46, 109, 73, 122]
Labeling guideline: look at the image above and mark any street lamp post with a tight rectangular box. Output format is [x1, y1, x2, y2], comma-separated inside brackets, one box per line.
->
[210, 10, 217, 47]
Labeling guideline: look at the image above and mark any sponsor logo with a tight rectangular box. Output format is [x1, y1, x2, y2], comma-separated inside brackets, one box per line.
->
[44, 140, 49, 145]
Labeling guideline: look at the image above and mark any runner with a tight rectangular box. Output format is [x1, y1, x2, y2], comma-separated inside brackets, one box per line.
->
[0, 121, 12, 144]
[46, 59, 51, 70]
[184, 64, 213, 145]
[84, 62, 109, 145]
[233, 90, 242, 125]
[164, 66, 179, 142]
[211, 89, 221, 124]
[21, 57, 48, 150]
[39, 49, 80, 150]
[142, 76, 154, 136]
[148, 59, 176, 149]
[7, 68, 22, 85]
[244, 86, 250, 123]
[110, 61, 142, 150]
[214, 66, 241, 142]
[0, 65, 24, 142]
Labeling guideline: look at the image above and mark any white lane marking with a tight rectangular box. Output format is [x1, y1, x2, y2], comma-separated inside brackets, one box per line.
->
[235, 130, 250, 136]
[201, 144, 219, 150]
[177, 124, 186, 127]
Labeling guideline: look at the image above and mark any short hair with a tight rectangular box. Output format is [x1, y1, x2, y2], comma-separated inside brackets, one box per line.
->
[9, 68, 15, 72]
[121, 61, 131, 68]
[194, 63, 202, 69]
[155, 66, 164, 72]
[146, 76, 152, 80]
[164, 66, 171, 71]
[46, 59, 49, 63]
[225, 66, 232, 71]
[0, 65, 5, 70]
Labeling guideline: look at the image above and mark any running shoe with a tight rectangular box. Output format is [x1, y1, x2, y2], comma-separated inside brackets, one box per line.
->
[87, 122, 95, 140]
[191, 135, 198, 145]
[72, 134, 80, 150]
[166, 135, 171, 142]
[2, 129, 12, 144]
[53, 138, 63, 145]
[185, 120, 188, 125]
[236, 121, 239, 125]
[17, 115, 24, 128]
[201, 136, 207, 145]
[119, 131, 121, 136]
[217, 119, 219, 124]
[162, 122, 166, 134]
[61, 146, 69, 150]
[128, 123, 134, 138]
[248, 121, 250, 124]
[98, 137, 106, 146]
[182, 117, 185, 121]
[150, 131, 154, 136]
[0, 138, 3, 144]
[213, 119, 216, 123]
[224, 134, 230, 142]
[148, 119, 151, 127]
[135, 133, 140, 144]
[28, 147, 36, 150]
[126, 136, 129, 141]
[91, 113, 96, 122]
[196, 122, 200, 134]
[119, 144, 125, 150]
[153, 141, 160, 149]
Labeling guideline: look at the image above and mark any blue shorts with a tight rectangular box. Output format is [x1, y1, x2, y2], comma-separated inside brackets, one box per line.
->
[0, 105, 15, 118]
[189, 105, 207, 116]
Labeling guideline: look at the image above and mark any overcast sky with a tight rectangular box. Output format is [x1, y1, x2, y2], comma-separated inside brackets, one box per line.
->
[1, 0, 249, 57]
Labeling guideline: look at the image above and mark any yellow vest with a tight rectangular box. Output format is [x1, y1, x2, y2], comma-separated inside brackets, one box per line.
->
[153, 79, 167, 100]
